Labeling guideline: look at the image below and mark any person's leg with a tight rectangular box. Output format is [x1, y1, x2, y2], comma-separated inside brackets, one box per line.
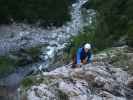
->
[72, 54, 77, 68]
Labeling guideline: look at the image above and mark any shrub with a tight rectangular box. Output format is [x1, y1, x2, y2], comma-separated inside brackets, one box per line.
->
[87, 0, 133, 47]
[0, 56, 15, 76]
[127, 26, 133, 47]
[21, 77, 34, 88]
[127, 25, 133, 47]
[0, 46, 42, 76]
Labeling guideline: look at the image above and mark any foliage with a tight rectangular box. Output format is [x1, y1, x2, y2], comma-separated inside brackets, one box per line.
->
[0, 56, 15, 76]
[21, 77, 34, 88]
[0, 46, 42, 76]
[0, 0, 72, 26]
[21, 76, 54, 89]
[88, 0, 133, 47]
[65, 16, 111, 58]
[68, 0, 133, 57]
[127, 25, 133, 47]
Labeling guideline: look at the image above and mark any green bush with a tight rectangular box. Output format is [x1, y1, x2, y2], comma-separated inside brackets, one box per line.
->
[0, 46, 42, 76]
[0, 0, 71, 26]
[87, 0, 133, 47]
[66, 20, 112, 57]
[127, 27, 133, 47]
[65, 0, 133, 62]
[0, 56, 16, 76]
[21, 77, 34, 88]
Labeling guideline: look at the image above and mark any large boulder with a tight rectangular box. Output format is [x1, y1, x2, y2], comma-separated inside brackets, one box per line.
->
[19, 62, 133, 100]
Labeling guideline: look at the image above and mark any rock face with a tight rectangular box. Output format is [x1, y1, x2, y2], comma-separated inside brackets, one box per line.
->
[94, 46, 133, 75]
[19, 62, 133, 100]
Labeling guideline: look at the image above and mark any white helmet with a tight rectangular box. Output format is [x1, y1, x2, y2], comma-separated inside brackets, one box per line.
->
[84, 43, 91, 49]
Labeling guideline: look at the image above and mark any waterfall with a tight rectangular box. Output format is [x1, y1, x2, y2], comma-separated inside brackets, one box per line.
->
[0, 0, 89, 56]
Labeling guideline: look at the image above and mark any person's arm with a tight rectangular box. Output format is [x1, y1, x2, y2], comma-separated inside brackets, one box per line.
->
[76, 48, 82, 64]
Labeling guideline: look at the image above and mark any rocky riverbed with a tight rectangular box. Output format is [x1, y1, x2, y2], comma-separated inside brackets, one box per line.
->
[0, 0, 94, 56]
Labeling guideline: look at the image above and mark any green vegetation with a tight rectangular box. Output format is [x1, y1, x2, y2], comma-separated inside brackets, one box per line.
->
[21, 75, 54, 89]
[14, 47, 41, 66]
[66, 0, 133, 57]
[21, 77, 34, 88]
[0, 56, 15, 76]
[0, 46, 42, 77]
[88, 0, 133, 47]
[127, 26, 133, 47]
[0, 0, 72, 26]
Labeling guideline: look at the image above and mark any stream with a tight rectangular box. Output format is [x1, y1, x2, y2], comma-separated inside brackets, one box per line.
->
[0, 0, 96, 99]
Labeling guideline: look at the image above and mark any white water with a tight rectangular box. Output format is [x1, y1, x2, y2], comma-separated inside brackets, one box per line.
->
[0, 0, 95, 86]
[0, 0, 96, 99]
[0, 0, 89, 56]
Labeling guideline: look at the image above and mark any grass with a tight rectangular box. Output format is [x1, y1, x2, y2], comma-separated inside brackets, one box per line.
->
[21, 75, 54, 89]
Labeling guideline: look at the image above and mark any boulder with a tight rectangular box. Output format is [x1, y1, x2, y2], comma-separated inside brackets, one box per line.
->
[20, 62, 132, 100]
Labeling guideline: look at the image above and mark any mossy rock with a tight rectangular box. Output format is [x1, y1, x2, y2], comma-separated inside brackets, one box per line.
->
[21, 75, 55, 89]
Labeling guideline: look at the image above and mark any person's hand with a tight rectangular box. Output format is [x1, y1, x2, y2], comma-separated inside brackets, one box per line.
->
[92, 60, 97, 64]
[76, 63, 82, 68]
[82, 59, 88, 64]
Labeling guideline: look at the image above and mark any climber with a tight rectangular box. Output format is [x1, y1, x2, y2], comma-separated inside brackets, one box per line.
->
[72, 43, 93, 68]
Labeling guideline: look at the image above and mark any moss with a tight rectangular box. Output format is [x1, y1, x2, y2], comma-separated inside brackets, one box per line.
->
[21, 77, 34, 88]
[0, 56, 16, 76]
[21, 75, 54, 89]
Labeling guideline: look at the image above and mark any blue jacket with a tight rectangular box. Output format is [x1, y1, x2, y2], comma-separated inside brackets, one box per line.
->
[76, 48, 93, 64]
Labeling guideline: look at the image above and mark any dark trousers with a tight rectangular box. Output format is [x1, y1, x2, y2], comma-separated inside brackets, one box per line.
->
[72, 55, 88, 68]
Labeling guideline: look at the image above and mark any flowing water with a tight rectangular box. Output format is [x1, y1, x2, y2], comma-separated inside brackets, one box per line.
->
[0, 0, 89, 56]
[0, 0, 95, 99]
